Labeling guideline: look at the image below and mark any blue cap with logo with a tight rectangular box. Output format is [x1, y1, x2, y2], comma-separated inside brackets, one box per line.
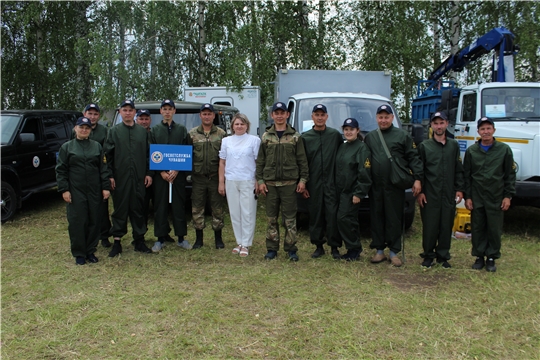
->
[312, 104, 327, 113]
[137, 109, 151, 117]
[376, 104, 393, 115]
[84, 103, 100, 113]
[341, 118, 359, 129]
[272, 102, 288, 112]
[477, 116, 495, 127]
[120, 99, 136, 109]
[161, 99, 176, 108]
[76, 116, 92, 127]
[200, 103, 215, 112]
[430, 111, 448, 122]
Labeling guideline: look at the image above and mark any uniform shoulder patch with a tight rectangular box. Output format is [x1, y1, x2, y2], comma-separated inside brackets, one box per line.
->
[458, 156, 462, 163]
[412, 142, 417, 149]
[364, 158, 371, 168]
[512, 161, 517, 172]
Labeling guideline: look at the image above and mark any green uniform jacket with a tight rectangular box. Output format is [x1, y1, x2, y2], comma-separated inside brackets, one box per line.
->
[256, 125, 309, 186]
[56, 138, 110, 194]
[188, 125, 226, 176]
[364, 125, 423, 185]
[301, 126, 342, 195]
[71, 123, 108, 146]
[335, 139, 372, 198]
[418, 137, 464, 206]
[464, 139, 516, 208]
[103, 122, 151, 186]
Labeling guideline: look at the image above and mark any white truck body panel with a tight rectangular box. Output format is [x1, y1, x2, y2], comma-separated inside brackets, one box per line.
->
[184, 86, 261, 136]
[452, 82, 540, 206]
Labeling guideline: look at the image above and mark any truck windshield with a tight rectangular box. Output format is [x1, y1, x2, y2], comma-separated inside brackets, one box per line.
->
[1, 114, 22, 145]
[295, 97, 398, 133]
[482, 87, 540, 121]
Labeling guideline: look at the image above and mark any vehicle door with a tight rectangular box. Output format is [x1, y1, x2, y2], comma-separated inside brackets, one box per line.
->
[16, 115, 49, 189]
[41, 113, 71, 182]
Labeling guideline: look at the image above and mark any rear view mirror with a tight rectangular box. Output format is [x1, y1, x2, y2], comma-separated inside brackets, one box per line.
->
[411, 124, 425, 144]
[20, 133, 35, 142]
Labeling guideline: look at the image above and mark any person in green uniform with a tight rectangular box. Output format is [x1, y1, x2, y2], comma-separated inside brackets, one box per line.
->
[464, 117, 516, 272]
[188, 103, 226, 249]
[103, 100, 153, 257]
[256, 102, 309, 261]
[56, 116, 110, 265]
[364, 104, 423, 267]
[301, 104, 343, 259]
[150, 100, 192, 252]
[335, 118, 372, 261]
[417, 111, 464, 269]
[72, 103, 112, 248]
[136, 109, 154, 231]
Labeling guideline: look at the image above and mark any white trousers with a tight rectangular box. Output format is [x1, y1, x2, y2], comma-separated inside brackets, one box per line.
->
[225, 180, 257, 247]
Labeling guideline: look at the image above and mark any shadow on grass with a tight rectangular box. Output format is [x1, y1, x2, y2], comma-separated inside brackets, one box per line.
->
[9, 188, 63, 223]
[503, 206, 540, 239]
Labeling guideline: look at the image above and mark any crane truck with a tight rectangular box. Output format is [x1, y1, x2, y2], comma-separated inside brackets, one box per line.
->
[411, 27, 540, 208]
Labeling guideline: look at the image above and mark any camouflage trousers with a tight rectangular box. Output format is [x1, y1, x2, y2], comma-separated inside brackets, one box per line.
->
[265, 184, 298, 252]
[191, 174, 225, 231]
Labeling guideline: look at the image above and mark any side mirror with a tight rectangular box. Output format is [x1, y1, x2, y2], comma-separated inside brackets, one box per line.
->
[411, 124, 425, 144]
[20, 133, 36, 142]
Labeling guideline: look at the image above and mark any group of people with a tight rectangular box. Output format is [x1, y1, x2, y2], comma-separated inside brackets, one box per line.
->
[56, 99, 516, 273]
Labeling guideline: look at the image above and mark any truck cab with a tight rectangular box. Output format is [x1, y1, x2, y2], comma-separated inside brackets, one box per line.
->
[449, 82, 540, 207]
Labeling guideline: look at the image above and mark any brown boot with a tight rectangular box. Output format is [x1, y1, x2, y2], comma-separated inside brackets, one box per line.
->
[390, 256, 403, 267]
[370, 252, 387, 263]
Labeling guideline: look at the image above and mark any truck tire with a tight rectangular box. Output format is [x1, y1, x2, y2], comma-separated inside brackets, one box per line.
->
[1, 181, 17, 222]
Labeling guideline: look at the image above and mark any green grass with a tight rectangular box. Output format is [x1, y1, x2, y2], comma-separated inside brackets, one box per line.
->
[1, 189, 539, 359]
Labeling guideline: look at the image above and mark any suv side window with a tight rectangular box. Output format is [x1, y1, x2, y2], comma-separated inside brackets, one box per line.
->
[43, 114, 69, 141]
[20, 116, 44, 142]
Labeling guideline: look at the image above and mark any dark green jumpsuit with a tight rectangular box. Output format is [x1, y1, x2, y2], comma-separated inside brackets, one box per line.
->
[301, 126, 342, 247]
[103, 122, 151, 241]
[464, 139, 516, 259]
[56, 138, 110, 257]
[364, 125, 423, 254]
[150, 121, 189, 238]
[417, 137, 464, 261]
[72, 123, 111, 240]
[335, 138, 372, 250]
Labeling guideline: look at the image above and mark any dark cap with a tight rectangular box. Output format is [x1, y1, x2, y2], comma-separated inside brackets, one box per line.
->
[430, 111, 448, 122]
[200, 103, 215, 112]
[137, 109, 151, 117]
[477, 116, 495, 127]
[76, 116, 92, 127]
[312, 104, 327, 113]
[376, 104, 393, 115]
[342, 118, 359, 129]
[84, 103, 100, 113]
[272, 102, 288, 112]
[120, 99, 136, 109]
[161, 99, 176, 108]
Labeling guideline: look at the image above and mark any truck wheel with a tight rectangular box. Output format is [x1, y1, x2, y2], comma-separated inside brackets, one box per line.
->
[404, 207, 415, 230]
[1, 181, 17, 222]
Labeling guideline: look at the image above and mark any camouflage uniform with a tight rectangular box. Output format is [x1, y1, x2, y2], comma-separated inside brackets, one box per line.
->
[188, 124, 226, 231]
[255, 124, 309, 252]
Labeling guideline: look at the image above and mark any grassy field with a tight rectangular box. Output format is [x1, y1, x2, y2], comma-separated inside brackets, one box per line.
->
[1, 189, 539, 359]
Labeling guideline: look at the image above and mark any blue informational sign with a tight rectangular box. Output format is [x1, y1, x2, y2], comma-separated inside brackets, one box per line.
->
[150, 144, 193, 171]
[458, 140, 468, 152]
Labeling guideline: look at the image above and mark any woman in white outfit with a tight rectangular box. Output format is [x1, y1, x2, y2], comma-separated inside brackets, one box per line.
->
[218, 113, 261, 257]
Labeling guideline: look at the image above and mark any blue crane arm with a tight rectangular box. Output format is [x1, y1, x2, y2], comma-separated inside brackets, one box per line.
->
[428, 27, 517, 82]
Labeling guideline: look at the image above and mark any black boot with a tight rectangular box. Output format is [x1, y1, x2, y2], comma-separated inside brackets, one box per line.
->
[134, 238, 152, 253]
[108, 240, 123, 257]
[192, 230, 204, 249]
[331, 247, 341, 260]
[311, 245, 325, 258]
[215, 230, 225, 249]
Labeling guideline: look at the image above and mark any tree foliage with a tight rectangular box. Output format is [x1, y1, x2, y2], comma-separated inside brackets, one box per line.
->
[1, 0, 538, 121]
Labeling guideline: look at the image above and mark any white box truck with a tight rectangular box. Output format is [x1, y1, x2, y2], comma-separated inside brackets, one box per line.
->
[184, 86, 261, 136]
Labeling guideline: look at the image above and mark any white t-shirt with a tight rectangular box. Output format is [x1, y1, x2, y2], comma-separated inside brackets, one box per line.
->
[219, 133, 261, 181]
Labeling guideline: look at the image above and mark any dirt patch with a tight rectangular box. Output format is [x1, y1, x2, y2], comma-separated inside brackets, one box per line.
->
[385, 272, 456, 291]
